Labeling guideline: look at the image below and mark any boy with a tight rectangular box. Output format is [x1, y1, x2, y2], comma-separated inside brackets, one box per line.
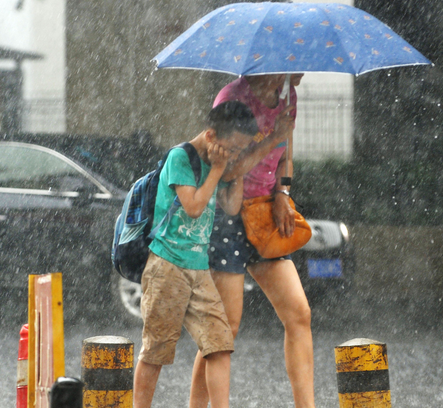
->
[133, 101, 259, 408]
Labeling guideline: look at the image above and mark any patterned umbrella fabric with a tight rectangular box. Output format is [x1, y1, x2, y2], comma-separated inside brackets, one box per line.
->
[154, 2, 431, 76]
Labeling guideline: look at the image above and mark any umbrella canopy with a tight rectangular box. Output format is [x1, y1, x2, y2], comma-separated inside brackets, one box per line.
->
[154, 2, 431, 76]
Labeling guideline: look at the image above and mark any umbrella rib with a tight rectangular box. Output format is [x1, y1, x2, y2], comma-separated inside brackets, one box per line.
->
[236, 5, 272, 76]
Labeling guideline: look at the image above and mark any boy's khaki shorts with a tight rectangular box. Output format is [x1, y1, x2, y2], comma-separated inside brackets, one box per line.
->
[138, 252, 234, 365]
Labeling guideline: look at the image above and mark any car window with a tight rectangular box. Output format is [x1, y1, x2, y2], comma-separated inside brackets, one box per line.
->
[0, 143, 100, 194]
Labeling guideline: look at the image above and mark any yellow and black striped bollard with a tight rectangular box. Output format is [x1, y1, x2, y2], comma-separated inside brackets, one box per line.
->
[81, 336, 134, 408]
[335, 338, 391, 407]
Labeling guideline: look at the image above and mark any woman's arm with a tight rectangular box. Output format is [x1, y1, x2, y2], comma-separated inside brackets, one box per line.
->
[217, 177, 244, 216]
[273, 143, 296, 238]
[222, 105, 296, 182]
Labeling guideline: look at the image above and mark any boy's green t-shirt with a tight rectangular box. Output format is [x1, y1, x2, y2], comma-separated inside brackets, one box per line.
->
[148, 147, 216, 270]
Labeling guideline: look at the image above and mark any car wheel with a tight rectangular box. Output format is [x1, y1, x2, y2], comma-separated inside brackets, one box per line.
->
[110, 272, 143, 325]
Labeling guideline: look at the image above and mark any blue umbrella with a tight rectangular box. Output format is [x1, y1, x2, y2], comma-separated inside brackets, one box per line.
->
[153, 2, 431, 76]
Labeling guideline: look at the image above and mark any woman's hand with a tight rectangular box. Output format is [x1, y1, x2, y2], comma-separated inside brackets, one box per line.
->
[272, 105, 296, 144]
[273, 193, 295, 237]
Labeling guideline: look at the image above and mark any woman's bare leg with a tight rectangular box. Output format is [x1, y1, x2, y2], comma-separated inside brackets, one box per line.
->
[249, 259, 316, 408]
[189, 272, 245, 408]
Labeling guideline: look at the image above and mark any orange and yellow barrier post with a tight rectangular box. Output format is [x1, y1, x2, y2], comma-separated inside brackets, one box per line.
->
[81, 336, 134, 408]
[335, 338, 391, 407]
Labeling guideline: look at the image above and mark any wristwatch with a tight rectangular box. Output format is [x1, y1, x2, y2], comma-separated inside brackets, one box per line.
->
[276, 189, 290, 196]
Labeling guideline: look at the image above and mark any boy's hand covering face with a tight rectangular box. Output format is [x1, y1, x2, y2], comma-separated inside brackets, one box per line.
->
[207, 142, 230, 170]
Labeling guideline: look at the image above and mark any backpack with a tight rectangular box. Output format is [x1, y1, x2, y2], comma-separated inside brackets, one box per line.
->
[111, 142, 201, 283]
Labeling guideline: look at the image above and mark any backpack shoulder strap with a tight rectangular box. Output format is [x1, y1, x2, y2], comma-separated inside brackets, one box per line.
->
[175, 142, 201, 186]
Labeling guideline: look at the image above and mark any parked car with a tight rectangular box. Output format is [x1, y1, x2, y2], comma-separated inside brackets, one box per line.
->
[0, 141, 130, 322]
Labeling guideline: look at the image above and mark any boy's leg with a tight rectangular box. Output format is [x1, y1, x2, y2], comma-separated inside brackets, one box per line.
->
[138, 254, 192, 365]
[205, 351, 231, 408]
[190, 271, 244, 408]
[136, 254, 193, 406]
[185, 269, 235, 408]
[133, 360, 162, 408]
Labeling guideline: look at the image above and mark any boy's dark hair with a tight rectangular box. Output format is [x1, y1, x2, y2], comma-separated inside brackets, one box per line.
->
[206, 101, 258, 139]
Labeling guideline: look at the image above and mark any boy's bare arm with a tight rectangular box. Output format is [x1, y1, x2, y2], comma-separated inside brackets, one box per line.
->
[217, 177, 244, 216]
[176, 144, 228, 219]
[221, 105, 295, 182]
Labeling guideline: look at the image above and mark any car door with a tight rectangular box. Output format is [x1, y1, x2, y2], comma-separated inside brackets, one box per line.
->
[0, 142, 120, 309]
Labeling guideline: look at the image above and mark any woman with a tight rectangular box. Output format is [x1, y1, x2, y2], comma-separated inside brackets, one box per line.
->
[189, 73, 316, 408]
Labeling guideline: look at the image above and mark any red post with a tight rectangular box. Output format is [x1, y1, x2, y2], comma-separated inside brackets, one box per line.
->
[17, 324, 28, 408]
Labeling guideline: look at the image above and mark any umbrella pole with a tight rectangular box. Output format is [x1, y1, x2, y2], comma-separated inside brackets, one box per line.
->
[281, 75, 292, 186]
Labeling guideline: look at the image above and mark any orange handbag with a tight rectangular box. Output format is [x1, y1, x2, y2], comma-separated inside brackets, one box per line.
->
[240, 195, 312, 259]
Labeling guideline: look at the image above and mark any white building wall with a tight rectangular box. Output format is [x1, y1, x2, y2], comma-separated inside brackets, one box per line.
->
[295, 75, 353, 161]
[291, 0, 354, 161]
[0, 0, 33, 52]
[0, 0, 66, 132]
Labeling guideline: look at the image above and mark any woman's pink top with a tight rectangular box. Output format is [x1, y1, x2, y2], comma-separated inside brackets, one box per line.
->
[213, 77, 297, 199]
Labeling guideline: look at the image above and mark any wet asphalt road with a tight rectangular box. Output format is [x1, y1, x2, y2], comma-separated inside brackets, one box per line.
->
[1, 290, 442, 407]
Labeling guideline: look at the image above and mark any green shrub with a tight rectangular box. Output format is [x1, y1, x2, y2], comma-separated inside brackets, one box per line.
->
[292, 158, 443, 226]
